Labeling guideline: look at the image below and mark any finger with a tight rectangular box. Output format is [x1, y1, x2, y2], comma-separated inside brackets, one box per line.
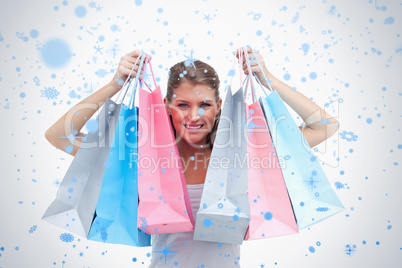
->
[127, 49, 142, 58]
[234, 48, 243, 59]
[251, 66, 261, 73]
[119, 64, 139, 77]
[145, 54, 152, 61]
[120, 65, 139, 77]
[120, 69, 138, 78]
[123, 54, 145, 65]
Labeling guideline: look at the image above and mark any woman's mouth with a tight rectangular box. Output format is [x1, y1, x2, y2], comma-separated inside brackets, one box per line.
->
[183, 124, 204, 129]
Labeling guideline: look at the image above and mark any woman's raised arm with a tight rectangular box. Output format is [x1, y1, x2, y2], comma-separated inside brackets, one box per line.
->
[237, 47, 340, 148]
[45, 49, 149, 156]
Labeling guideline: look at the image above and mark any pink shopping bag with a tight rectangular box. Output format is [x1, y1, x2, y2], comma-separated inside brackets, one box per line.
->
[137, 58, 194, 234]
[238, 47, 298, 240]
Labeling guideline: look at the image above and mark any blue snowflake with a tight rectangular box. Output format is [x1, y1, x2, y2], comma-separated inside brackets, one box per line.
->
[184, 49, 198, 69]
[315, 207, 330, 212]
[291, 12, 299, 24]
[28, 225, 37, 233]
[344, 244, 356, 256]
[234, 207, 242, 214]
[334, 181, 345, 190]
[328, 5, 337, 16]
[40, 87, 60, 100]
[95, 68, 109, 78]
[140, 217, 148, 232]
[339, 130, 358, 142]
[33, 76, 40, 86]
[100, 227, 108, 242]
[110, 24, 120, 33]
[218, 203, 223, 209]
[60, 233, 74, 243]
[68, 90, 77, 98]
[371, 47, 382, 55]
[253, 13, 262, 21]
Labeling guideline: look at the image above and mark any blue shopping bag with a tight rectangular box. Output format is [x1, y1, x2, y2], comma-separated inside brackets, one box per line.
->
[87, 53, 151, 246]
[259, 90, 344, 229]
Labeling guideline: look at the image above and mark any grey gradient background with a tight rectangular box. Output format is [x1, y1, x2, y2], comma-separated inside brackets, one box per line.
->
[0, 0, 401, 267]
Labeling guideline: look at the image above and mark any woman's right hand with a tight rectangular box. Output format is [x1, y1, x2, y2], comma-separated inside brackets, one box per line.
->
[109, 49, 152, 90]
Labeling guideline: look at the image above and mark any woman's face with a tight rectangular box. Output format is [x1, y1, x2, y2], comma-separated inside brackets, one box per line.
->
[165, 82, 222, 146]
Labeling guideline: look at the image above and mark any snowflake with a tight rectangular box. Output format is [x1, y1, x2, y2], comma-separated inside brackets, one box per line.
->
[339, 131, 358, 142]
[68, 90, 77, 98]
[291, 12, 300, 24]
[100, 227, 108, 242]
[60, 233, 74, 243]
[140, 217, 148, 232]
[218, 203, 223, 209]
[334, 181, 345, 190]
[344, 244, 356, 256]
[315, 207, 330, 212]
[40, 87, 60, 100]
[95, 68, 109, 78]
[184, 49, 198, 69]
[28, 225, 37, 233]
[202, 202, 207, 209]
[328, 5, 337, 15]
[33, 76, 40, 86]
[234, 207, 242, 214]
[253, 13, 262, 21]
[110, 24, 120, 33]
[88, 1, 97, 8]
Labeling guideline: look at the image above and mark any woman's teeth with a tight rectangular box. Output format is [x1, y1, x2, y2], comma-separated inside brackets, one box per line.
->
[184, 124, 203, 129]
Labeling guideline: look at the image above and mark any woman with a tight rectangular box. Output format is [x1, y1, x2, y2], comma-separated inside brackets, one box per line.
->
[45, 48, 339, 267]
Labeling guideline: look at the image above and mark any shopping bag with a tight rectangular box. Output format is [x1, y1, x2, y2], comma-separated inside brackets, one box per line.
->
[231, 47, 298, 240]
[243, 88, 298, 240]
[259, 90, 344, 229]
[88, 54, 151, 246]
[42, 98, 122, 237]
[137, 59, 194, 235]
[193, 85, 250, 245]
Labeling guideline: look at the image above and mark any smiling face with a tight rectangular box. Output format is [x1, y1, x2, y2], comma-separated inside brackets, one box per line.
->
[165, 82, 222, 146]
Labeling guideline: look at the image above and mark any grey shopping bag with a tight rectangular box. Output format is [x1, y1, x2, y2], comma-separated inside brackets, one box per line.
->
[194, 86, 250, 245]
[42, 98, 122, 237]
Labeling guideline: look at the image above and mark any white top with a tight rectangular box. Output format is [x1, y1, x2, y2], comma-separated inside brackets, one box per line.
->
[149, 184, 241, 267]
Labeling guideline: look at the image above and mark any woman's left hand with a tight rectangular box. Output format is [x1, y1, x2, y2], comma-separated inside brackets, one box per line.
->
[235, 46, 274, 89]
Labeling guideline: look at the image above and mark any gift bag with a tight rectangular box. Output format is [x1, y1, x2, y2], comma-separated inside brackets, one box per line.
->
[194, 85, 250, 245]
[259, 90, 344, 229]
[137, 59, 194, 235]
[42, 98, 121, 237]
[238, 47, 298, 240]
[240, 46, 344, 230]
[88, 53, 151, 246]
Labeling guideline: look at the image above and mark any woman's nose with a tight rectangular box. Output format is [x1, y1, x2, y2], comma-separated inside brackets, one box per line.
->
[187, 109, 201, 121]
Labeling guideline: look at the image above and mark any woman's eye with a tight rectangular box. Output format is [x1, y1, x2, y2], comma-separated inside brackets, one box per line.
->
[178, 104, 189, 108]
[201, 103, 211, 107]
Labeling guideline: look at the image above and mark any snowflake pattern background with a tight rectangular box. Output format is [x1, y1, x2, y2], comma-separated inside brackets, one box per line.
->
[0, 0, 401, 267]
